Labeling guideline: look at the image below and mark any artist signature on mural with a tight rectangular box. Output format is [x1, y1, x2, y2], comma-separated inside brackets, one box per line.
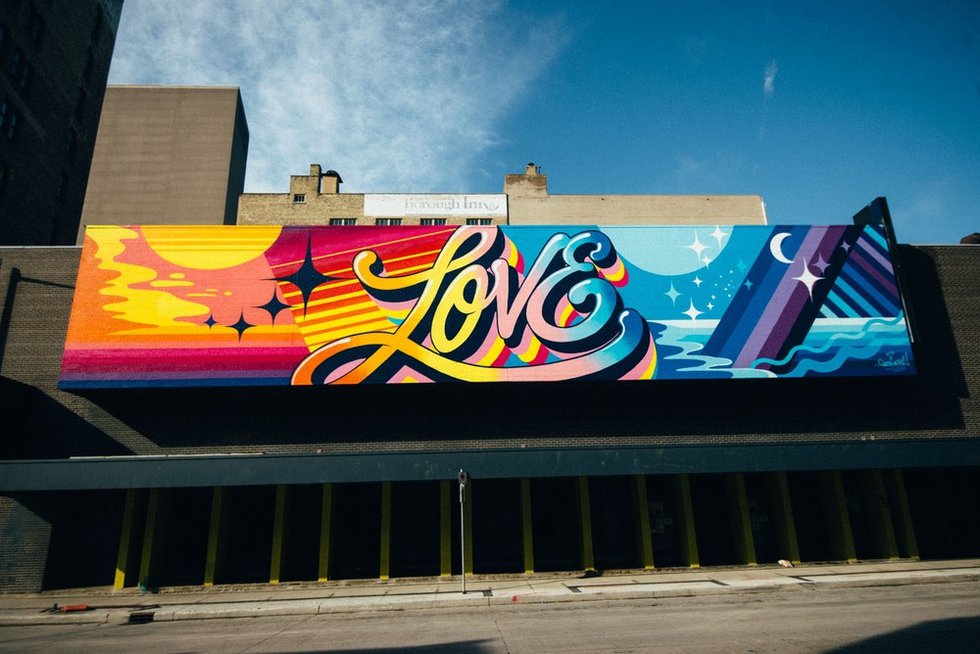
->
[291, 227, 655, 384]
[874, 351, 911, 372]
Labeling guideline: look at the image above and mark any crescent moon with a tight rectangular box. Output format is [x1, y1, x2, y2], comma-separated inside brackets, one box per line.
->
[769, 232, 794, 264]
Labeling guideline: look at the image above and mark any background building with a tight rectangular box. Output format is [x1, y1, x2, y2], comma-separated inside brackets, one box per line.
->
[78, 85, 249, 241]
[0, 0, 122, 245]
[237, 163, 767, 227]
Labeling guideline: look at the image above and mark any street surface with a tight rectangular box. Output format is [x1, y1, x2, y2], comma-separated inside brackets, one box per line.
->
[1, 580, 978, 653]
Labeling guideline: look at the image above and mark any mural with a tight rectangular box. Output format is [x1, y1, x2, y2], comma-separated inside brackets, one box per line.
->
[60, 224, 916, 388]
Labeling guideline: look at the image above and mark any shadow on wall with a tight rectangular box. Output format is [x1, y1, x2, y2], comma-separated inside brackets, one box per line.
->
[0, 377, 129, 459]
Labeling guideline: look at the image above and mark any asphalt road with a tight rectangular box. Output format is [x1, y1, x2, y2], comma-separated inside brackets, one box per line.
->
[2, 581, 978, 653]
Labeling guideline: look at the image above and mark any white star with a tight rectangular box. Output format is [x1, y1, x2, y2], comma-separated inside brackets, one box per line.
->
[682, 300, 703, 321]
[701, 255, 713, 267]
[710, 226, 729, 246]
[693, 276, 703, 288]
[792, 260, 824, 301]
[686, 233, 708, 261]
[707, 302, 715, 311]
[665, 281, 681, 305]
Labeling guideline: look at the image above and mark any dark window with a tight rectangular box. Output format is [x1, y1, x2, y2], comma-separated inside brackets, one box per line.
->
[22, 5, 44, 46]
[10, 49, 31, 92]
[0, 163, 9, 198]
[465, 218, 494, 226]
[375, 218, 402, 226]
[329, 218, 357, 226]
[0, 99, 17, 139]
[420, 218, 447, 226]
[292, 193, 305, 203]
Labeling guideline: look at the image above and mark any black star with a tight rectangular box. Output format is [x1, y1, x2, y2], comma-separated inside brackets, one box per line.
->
[228, 312, 253, 341]
[260, 288, 291, 322]
[203, 313, 218, 329]
[278, 234, 330, 315]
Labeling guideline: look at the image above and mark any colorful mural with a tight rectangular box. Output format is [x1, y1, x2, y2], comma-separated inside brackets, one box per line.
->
[60, 224, 916, 388]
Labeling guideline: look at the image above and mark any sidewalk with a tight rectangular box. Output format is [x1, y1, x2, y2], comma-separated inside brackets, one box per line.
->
[2, 559, 978, 626]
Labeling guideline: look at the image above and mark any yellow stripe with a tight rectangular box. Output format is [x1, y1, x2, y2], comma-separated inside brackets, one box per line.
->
[440, 481, 452, 577]
[114, 489, 138, 590]
[521, 478, 534, 574]
[318, 484, 333, 582]
[204, 487, 226, 586]
[380, 482, 392, 580]
[269, 485, 288, 584]
[633, 476, 655, 570]
[578, 477, 595, 572]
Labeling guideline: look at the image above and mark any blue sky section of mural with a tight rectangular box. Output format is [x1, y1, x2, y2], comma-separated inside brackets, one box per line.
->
[515, 224, 916, 380]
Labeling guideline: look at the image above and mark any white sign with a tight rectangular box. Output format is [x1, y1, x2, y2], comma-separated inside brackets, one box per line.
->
[364, 194, 507, 218]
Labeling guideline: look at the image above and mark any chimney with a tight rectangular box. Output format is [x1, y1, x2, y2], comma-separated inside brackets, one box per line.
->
[504, 161, 547, 196]
[321, 169, 343, 194]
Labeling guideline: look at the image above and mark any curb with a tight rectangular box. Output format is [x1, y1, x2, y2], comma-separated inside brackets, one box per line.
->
[2, 569, 978, 626]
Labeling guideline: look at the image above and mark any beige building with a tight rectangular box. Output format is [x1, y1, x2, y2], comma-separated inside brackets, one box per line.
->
[78, 85, 249, 242]
[237, 162, 767, 227]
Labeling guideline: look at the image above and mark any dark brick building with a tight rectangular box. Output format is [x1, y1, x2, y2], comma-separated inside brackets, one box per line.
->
[0, 0, 122, 246]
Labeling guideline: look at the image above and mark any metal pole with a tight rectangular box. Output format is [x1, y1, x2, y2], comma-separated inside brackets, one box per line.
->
[458, 469, 468, 594]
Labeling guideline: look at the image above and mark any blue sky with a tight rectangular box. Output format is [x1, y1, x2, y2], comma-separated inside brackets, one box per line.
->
[109, 1, 979, 244]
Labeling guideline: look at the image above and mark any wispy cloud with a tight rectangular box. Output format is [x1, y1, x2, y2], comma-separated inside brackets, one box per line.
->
[108, 1, 567, 192]
[763, 60, 778, 99]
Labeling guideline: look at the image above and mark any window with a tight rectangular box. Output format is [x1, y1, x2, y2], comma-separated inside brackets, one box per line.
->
[292, 193, 305, 204]
[10, 49, 31, 92]
[0, 99, 17, 140]
[466, 218, 494, 226]
[420, 218, 447, 226]
[375, 218, 402, 226]
[22, 5, 44, 46]
[329, 218, 357, 226]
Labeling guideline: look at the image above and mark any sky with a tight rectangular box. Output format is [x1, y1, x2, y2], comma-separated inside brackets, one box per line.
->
[107, 1, 980, 245]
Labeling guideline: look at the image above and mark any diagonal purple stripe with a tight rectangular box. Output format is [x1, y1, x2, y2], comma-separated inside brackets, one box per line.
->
[847, 250, 899, 298]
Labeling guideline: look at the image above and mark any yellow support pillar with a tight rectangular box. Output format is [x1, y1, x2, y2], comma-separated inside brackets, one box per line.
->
[520, 478, 534, 574]
[765, 472, 801, 564]
[439, 480, 452, 577]
[379, 482, 392, 580]
[672, 474, 700, 568]
[726, 473, 757, 565]
[269, 485, 289, 584]
[577, 476, 596, 572]
[859, 470, 899, 559]
[204, 487, 228, 587]
[138, 488, 168, 590]
[317, 483, 333, 582]
[819, 470, 857, 563]
[463, 480, 473, 576]
[113, 489, 139, 590]
[632, 475, 655, 570]
[884, 469, 919, 559]
[882, 468, 919, 560]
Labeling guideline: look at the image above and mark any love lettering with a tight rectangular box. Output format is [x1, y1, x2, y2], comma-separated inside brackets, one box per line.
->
[291, 227, 656, 385]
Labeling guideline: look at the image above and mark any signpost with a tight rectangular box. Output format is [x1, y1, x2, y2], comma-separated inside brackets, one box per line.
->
[458, 469, 468, 594]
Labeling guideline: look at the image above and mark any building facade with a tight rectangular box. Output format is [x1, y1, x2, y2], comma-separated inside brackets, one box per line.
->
[0, 174, 978, 592]
[78, 85, 249, 241]
[237, 163, 767, 228]
[0, 0, 122, 246]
